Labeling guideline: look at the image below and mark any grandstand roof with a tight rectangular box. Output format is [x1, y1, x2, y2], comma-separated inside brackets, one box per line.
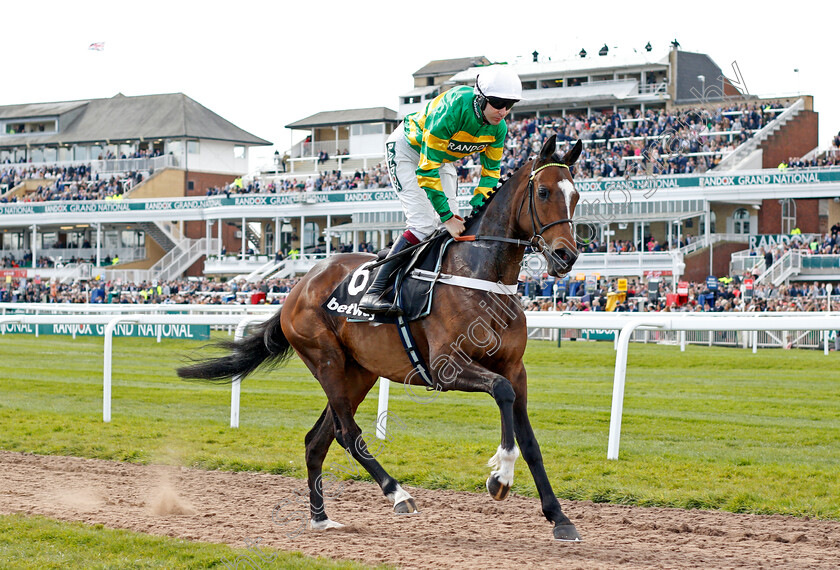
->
[412, 56, 490, 78]
[285, 107, 398, 129]
[0, 93, 271, 148]
[449, 48, 670, 83]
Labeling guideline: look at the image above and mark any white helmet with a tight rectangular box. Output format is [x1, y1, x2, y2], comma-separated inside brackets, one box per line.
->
[475, 65, 522, 101]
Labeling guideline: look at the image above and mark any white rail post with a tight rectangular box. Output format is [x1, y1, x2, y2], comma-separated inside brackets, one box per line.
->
[103, 316, 138, 422]
[230, 316, 269, 428]
[376, 378, 391, 440]
[608, 318, 666, 460]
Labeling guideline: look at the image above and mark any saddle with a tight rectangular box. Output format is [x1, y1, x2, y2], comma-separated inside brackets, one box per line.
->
[322, 230, 451, 324]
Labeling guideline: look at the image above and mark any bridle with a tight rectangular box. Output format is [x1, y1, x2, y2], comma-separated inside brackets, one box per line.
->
[515, 159, 576, 253]
[453, 158, 577, 259]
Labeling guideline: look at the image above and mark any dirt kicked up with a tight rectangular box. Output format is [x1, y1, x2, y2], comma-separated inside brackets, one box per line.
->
[1, 451, 839, 569]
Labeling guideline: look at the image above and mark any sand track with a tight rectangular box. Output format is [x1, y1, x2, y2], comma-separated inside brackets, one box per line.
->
[1, 451, 838, 569]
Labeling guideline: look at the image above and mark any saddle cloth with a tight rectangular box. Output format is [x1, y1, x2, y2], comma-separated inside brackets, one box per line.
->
[322, 232, 450, 324]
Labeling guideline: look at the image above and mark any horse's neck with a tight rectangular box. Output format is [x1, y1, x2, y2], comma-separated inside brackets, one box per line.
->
[442, 168, 529, 285]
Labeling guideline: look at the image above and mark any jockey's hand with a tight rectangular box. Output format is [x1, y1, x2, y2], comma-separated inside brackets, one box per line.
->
[469, 193, 486, 211]
[443, 215, 465, 238]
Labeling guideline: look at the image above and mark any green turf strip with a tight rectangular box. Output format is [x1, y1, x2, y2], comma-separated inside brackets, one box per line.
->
[0, 514, 383, 569]
[0, 333, 838, 519]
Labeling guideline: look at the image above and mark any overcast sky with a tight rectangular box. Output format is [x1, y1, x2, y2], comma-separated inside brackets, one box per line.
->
[4, 1, 836, 171]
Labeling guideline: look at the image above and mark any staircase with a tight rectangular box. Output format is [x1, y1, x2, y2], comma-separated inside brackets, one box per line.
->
[138, 221, 178, 252]
[240, 259, 286, 282]
[755, 249, 801, 286]
[149, 237, 220, 282]
[245, 223, 261, 253]
[714, 99, 806, 171]
[58, 263, 93, 284]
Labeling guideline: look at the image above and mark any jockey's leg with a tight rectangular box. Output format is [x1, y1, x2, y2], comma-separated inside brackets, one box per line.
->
[358, 231, 417, 316]
[361, 124, 439, 318]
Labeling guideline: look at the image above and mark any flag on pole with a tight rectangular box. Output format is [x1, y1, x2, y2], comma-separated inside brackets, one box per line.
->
[88, 42, 105, 51]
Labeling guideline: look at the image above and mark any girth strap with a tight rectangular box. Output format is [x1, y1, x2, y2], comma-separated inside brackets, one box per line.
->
[395, 312, 435, 388]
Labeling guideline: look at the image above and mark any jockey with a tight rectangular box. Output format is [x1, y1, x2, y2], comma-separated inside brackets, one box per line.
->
[359, 65, 522, 316]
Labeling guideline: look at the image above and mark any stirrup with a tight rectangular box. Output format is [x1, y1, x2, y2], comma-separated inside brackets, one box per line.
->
[359, 293, 403, 316]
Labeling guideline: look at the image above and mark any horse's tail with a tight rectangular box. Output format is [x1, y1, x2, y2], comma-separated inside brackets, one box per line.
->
[176, 306, 294, 384]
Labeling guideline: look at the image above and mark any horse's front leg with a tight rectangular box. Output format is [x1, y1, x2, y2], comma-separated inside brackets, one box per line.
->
[511, 371, 582, 541]
[486, 377, 519, 501]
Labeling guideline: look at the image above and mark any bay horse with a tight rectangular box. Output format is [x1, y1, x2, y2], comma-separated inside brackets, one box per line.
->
[178, 135, 584, 541]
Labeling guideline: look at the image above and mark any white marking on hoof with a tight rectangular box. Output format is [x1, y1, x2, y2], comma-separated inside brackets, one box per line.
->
[487, 445, 519, 487]
[309, 518, 344, 531]
[387, 485, 419, 514]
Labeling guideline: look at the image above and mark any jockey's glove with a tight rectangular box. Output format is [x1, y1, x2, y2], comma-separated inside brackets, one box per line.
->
[469, 193, 486, 213]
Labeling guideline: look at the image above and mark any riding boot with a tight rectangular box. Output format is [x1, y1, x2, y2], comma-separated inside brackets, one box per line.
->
[359, 235, 412, 316]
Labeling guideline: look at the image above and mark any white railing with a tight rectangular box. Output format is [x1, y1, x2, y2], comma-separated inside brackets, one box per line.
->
[152, 237, 218, 282]
[568, 251, 682, 277]
[715, 98, 805, 170]
[296, 139, 351, 158]
[755, 249, 801, 286]
[2, 247, 146, 265]
[0, 155, 176, 176]
[243, 258, 285, 282]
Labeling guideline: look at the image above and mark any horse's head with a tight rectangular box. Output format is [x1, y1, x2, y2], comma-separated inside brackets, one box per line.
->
[515, 135, 582, 277]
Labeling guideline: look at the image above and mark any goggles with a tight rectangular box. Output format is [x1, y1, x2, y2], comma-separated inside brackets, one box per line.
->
[486, 96, 518, 110]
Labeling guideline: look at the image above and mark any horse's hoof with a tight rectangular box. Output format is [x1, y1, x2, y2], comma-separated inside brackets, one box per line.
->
[309, 518, 345, 531]
[486, 474, 510, 501]
[394, 498, 419, 515]
[553, 524, 582, 542]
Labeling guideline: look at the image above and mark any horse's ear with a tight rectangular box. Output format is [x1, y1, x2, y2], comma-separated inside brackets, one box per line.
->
[539, 134, 557, 162]
[562, 139, 583, 167]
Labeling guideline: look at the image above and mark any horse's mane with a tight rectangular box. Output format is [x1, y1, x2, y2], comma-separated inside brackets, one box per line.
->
[463, 151, 564, 233]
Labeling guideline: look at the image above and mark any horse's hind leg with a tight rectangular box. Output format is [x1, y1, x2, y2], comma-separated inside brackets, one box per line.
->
[321, 366, 418, 516]
[304, 405, 342, 530]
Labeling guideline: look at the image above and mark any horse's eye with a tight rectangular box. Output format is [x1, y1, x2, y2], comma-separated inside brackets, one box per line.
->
[538, 187, 550, 200]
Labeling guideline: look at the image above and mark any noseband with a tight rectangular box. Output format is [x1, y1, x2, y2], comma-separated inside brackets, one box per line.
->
[516, 159, 575, 253]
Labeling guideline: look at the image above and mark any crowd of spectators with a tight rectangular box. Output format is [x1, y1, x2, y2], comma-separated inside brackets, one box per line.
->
[4, 101, 835, 207]
[785, 131, 840, 169]
[486, 102, 784, 180]
[0, 164, 144, 203]
[0, 276, 300, 304]
[521, 225, 840, 314]
[520, 274, 839, 314]
[205, 163, 393, 198]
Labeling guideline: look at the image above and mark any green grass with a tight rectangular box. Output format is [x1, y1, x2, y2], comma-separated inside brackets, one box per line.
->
[0, 514, 380, 569]
[1, 333, 839, 522]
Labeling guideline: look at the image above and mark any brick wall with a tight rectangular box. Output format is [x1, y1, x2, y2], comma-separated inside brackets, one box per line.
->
[761, 110, 819, 169]
[683, 242, 746, 281]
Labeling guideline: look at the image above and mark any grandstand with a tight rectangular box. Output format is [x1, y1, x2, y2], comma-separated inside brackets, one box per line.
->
[0, 43, 838, 294]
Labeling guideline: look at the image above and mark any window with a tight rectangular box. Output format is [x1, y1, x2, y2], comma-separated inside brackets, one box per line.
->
[233, 145, 245, 159]
[733, 208, 750, 234]
[781, 199, 796, 234]
[352, 124, 385, 136]
[187, 140, 200, 154]
[303, 222, 319, 249]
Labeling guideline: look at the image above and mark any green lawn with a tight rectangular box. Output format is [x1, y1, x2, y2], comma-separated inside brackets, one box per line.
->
[0, 332, 838, 520]
[0, 514, 381, 569]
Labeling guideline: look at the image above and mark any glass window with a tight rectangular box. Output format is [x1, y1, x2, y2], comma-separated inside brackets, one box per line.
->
[303, 221, 319, 249]
[733, 208, 750, 234]
[233, 145, 245, 159]
[187, 140, 200, 154]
